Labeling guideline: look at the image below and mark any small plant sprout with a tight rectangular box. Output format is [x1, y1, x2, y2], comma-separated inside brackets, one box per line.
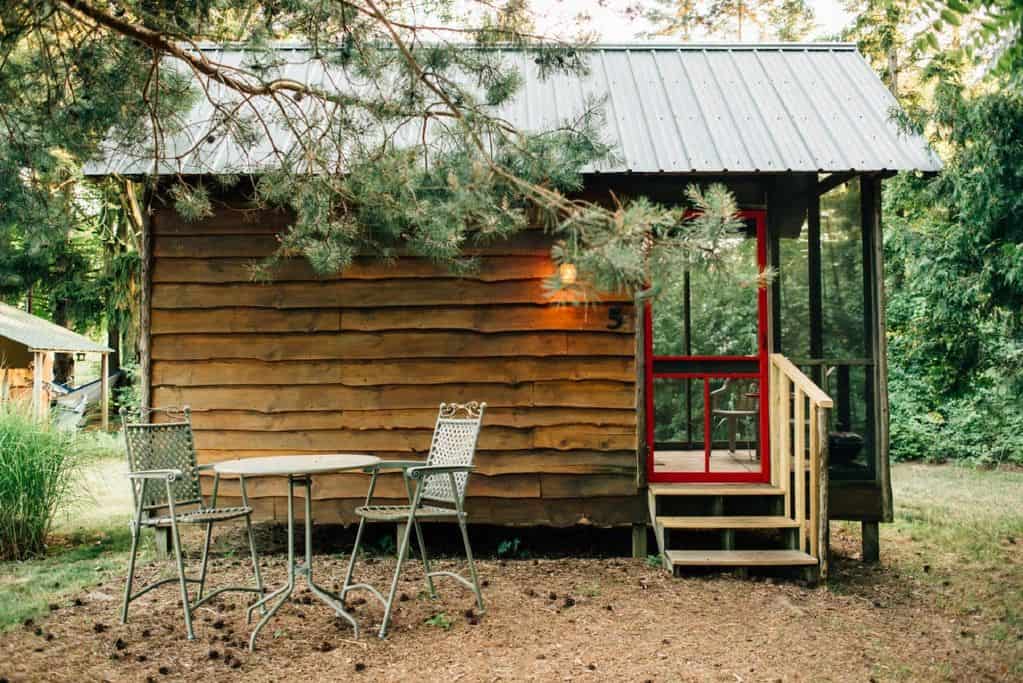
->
[424, 612, 452, 630]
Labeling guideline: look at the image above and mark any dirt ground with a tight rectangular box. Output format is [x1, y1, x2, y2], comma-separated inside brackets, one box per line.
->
[0, 522, 1019, 683]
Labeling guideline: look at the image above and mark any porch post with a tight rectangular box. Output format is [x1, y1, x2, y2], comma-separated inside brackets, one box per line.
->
[864, 176, 894, 524]
[807, 183, 823, 385]
[631, 523, 648, 559]
[32, 350, 44, 419]
[101, 352, 110, 431]
[862, 520, 880, 563]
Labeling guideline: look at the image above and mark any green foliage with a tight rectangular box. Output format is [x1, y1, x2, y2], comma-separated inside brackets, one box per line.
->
[367, 532, 396, 557]
[169, 182, 214, 223]
[497, 537, 526, 558]
[644, 0, 815, 40]
[114, 361, 144, 415]
[930, 0, 1023, 80]
[882, 62, 1023, 466]
[424, 612, 453, 629]
[2, 2, 757, 312]
[545, 182, 753, 302]
[0, 405, 83, 560]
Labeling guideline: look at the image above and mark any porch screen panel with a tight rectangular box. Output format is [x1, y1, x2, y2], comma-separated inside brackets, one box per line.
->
[820, 178, 876, 480]
[778, 221, 811, 359]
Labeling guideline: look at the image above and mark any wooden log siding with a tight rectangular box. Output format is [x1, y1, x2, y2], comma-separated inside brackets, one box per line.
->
[150, 204, 641, 526]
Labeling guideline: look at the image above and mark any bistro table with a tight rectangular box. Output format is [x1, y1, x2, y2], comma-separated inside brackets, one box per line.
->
[213, 454, 380, 650]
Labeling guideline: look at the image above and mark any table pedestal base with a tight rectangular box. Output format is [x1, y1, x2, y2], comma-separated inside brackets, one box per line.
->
[246, 475, 359, 651]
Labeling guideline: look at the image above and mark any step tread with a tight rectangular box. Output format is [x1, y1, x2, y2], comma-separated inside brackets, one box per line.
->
[666, 549, 818, 567]
[649, 483, 784, 496]
[657, 515, 800, 530]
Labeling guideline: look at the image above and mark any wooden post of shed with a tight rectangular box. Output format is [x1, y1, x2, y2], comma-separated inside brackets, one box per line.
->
[32, 350, 44, 419]
[101, 352, 110, 431]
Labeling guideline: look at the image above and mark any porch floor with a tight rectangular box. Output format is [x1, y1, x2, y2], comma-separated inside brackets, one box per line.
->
[653, 449, 761, 473]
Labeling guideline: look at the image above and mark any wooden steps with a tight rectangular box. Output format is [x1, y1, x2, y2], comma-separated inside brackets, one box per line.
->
[647, 481, 820, 577]
[649, 483, 784, 496]
[657, 515, 799, 530]
[666, 549, 818, 567]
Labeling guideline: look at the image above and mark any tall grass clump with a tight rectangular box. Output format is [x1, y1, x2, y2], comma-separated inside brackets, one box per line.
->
[0, 405, 82, 560]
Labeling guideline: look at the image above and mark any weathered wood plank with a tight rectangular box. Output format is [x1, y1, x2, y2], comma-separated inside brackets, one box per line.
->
[197, 449, 638, 476]
[211, 471, 637, 502]
[151, 304, 635, 335]
[185, 407, 636, 431]
[539, 474, 638, 498]
[192, 425, 634, 452]
[152, 379, 634, 411]
[533, 380, 635, 408]
[150, 331, 633, 361]
[151, 279, 629, 309]
[154, 231, 555, 259]
[155, 234, 281, 258]
[340, 305, 635, 334]
[152, 256, 555, 283]
[207, 494, 646, 526]
[531, 425, 637, 451]
[152, 207, 292, 236]
[226, 471, 543, 500]
[153, 309, 343, 334]
[152, 357, 635, 387]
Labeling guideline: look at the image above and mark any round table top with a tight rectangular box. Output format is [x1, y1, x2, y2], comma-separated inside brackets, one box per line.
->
[213, 454, 380, 477]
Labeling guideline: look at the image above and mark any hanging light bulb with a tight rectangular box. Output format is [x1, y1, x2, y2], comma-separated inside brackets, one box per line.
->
[558, 262, 578, 286]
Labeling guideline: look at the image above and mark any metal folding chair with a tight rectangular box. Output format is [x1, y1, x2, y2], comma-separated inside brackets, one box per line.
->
[342, 401, 486, 638]
[120, 406, 264, 640]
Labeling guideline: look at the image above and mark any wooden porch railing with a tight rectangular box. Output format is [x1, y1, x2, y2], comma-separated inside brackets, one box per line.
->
[769, 354, 833, 579]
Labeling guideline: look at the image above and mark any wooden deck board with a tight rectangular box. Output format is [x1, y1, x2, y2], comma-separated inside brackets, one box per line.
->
[657, 515, 800, 530]
[666, 550, 817, 567]
[648, 483, 784, 496]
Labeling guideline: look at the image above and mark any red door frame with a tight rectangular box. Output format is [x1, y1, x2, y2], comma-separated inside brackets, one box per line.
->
[644, 210, 770, 483]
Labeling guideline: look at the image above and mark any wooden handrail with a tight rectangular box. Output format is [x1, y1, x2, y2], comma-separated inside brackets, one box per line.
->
[770, 354, 834, 407]
[769, 354, 832, 580]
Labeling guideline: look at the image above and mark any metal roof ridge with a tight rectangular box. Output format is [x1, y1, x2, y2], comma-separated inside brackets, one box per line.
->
[187, 41, 859, 52]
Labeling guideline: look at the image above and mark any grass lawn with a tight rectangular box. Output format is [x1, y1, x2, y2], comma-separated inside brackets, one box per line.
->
[0, 456, 146, 630]
[877, 463, 1022, 659]
[0, 461, 1020, 680]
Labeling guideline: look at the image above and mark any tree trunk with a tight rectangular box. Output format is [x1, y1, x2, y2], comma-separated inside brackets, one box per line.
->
[52, 298, 74, 386]
[107, 323, 121, 375]
[887, 46, 899, 98]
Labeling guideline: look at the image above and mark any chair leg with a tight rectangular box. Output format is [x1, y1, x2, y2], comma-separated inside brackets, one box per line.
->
[412, 519, 436, 598]
[457, 515, 484, 613]
[197, 520, 214, 600]
[379, 513, 416, 639]
[121, 484, 147, 625]
[121, 520, 142, 624]
[240, 476, 265, 609]
[169, 517, 195, 640]
[341, 515, 368, 600]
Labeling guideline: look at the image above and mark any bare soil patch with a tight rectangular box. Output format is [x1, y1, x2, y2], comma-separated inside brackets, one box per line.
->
[0, 524, 1017, 682]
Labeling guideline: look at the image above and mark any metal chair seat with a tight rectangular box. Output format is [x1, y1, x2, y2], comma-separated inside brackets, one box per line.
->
[120, 407, 264, 641]
[343, 402, 486, 639]
[144, 506, 253, 526]
[355, 504, 459, 520]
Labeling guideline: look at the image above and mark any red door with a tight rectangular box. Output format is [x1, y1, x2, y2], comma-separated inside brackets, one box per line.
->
[644, 211, 770, 483]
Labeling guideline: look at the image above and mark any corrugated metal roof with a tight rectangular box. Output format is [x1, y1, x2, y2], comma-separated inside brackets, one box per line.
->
[84, 43, 942, 176]
[0, 303, 112, 354]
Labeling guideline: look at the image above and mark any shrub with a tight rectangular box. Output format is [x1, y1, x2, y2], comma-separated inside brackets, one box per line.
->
[889, 371, 1023, 466]
[0, 405, 82, 560]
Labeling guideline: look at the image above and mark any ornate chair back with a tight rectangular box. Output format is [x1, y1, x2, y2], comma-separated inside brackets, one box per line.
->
[420, 402, 485, 505]
[121, 407, 202, 512]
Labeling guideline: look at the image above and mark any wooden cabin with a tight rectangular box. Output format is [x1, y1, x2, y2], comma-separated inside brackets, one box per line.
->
[0, 302, 112, 427]
[86, 43, 940, 576]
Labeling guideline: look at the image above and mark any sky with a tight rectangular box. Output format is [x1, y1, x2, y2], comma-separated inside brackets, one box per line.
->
[527, 0, 854, 42]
